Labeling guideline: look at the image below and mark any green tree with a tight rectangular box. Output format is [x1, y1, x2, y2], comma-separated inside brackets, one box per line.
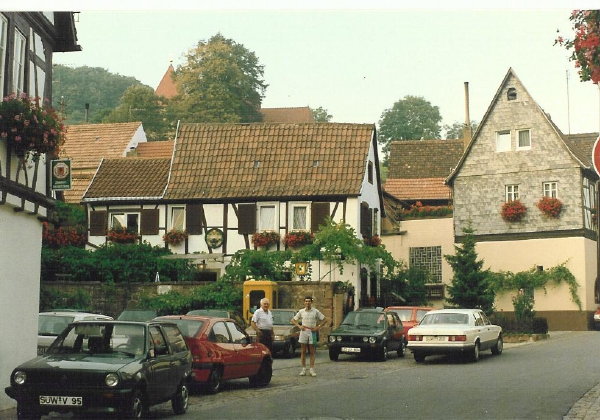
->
[444, 226, 495, 314]
[443, 120, 479, 139]
[378, 95, 442, 159]
[383, 265, 429, 306]
[169, 33, 267, 123]
[102, 85, 171, 141]
[312, 106, 332, 122]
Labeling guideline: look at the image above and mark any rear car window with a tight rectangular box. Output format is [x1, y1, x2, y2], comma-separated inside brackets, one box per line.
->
[38, 315, 74, 335]
[162, 325, 188, 353]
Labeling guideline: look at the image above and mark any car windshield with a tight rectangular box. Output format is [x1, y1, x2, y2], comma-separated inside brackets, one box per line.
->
[38, 315, 75, 336]
[48, 323, 146, 357]
[117, 310, 157, 321]
[420, 313, 470, 325]
[390, 309, 412, 321]
[272, 311, 295, 325]
[187, 309, 229, 317]
[157, 318, 204, 337]
[341, 312, 385, 328]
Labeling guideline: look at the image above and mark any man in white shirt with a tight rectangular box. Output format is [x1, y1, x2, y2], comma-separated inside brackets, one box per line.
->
[251, 298, 273, 352]
[292, 296, 327, 377]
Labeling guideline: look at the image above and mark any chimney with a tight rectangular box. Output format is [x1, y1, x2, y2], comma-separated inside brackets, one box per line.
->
[463, 82, 472, 150]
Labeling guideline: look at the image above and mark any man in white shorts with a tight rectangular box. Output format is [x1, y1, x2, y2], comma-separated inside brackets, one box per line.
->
[291, 296, 327, 377]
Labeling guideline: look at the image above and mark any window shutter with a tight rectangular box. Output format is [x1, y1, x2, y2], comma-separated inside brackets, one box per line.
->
[89, 211, 107, 236]
[186, 204, 204, 235]
[311, 202, 330, 232]
[140, 209, 159, 235]
[360, 202, 372, 237]
[238, 204, 256, 234]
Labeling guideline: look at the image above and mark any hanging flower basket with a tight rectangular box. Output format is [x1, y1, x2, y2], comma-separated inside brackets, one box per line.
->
[107, 227, 140, 244]
[163, 229, 188, 246]
[283, 230, 314, 248]
[363, 234, 382, 247]
[536, 197, 563, 218]
[0, 93, 65, 158]
[252, 231, 280, 248]
[501, 200, 527, 222]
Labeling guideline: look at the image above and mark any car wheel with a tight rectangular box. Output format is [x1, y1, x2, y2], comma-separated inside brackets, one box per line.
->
[249, 358, 273, 387]
[329, 348, 339, 361]
[470, 341, 480, 362]
[283, 341, 295, 358]
[205, 366, 222, 394]
[378, 343, 388, 362]
[17, 404, 40, 420]
[397, 341, 405, 358]
[413, 352, 425, 363]
[491, 335, 503, 355]
[171, 381, 189, 415]
[121, 389, 146, 419]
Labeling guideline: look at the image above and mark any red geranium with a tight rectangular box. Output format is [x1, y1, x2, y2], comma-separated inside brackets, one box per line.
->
[107, 227, 139, 244]
[251, 231, 280, 248]
[556, 10, 600, 84]
[501, 200, 527, 222]
[283, 231, 314, 248]
[536, 197, 563, 218]
[42, 222, 87, 248]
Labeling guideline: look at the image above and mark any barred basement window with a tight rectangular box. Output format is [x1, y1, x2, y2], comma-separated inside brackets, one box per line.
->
[409, 246, 442, 283]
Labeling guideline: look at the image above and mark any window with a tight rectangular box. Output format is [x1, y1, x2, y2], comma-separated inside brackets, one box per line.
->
[0, 15, 7, 98]
[12, 29, 26, 95]
[226, 321, 247, 344]
[543, 182, 558, 198]
[111, 212, 140, 232]
[211, 322, 231, 343]
[505, 185, 519, 202]
[517, 129, 531, 150]
[496, 130, 511, 152]
[171, 207, 185, 231]
[409, 246, 442, 283]
[368, 161, 374, 184]
[583, 177, 596, 231]
[258, 203, 277, 231]
[290, 203, 309, 231]
[149, 326, 169, 356]
[507, 87, 517, 100]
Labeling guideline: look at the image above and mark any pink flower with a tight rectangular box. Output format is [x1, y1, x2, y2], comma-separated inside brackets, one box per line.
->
[14, 136, 21, 142]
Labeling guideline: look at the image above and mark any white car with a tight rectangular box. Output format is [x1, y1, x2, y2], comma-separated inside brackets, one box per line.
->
[406, 308, 503, 363]
[37, 310, 113, 355]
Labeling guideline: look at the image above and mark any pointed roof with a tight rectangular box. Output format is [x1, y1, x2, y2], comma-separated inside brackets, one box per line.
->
[163, 122, 376, 200]
[155, 64, 177, 99]
[260, 107, 315, 123]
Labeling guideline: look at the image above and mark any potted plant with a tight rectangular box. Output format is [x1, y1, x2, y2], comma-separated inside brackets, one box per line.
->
[283, 230, 314, 248]
[251, 231, 280, 248]
[163, 229, 188, 246]
[536, 197, 563, 218]
[106, 227, 140, 244]
[501, 200, 527, 222]
[363, 234, 382, 247]
[0, 93, 65, 159]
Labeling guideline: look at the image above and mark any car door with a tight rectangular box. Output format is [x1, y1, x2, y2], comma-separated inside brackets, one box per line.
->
[227, 321, 261, 377]
[161, 324, 191, 394]
[478, 311, 499, 348]
[385, 313, 403, 350]
[146, 325, 173, 402]
[210, 321, 239, 379]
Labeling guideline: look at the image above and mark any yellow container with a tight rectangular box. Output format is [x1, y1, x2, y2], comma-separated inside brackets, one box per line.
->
[243, 280, 279, 324]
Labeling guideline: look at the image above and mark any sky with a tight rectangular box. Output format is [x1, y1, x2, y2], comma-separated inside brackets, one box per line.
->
[22, 2, 600, 135]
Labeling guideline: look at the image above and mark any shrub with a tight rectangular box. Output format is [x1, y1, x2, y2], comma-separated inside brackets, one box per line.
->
[39, 287, 91, 312]
[400, 202, 453, 219]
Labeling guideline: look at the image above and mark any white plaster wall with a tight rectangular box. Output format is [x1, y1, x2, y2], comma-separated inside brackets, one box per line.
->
[123, 124, 148, 156]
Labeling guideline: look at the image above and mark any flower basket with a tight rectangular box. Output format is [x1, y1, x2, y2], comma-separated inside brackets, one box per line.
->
[251, 231, 280, 248]
[363, 235, 382, 247]
[501, 200, 527, 222]
[163, 229, 188, 246]
[283, 230, 314, 248]
[536, 197, 562, 218]
[0, 93, 65, 158]
[107, 227, 140, 244]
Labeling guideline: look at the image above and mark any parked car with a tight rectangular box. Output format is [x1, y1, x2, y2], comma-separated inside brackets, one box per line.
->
[154, 315, 272, 393]
[385, 306, 433, 341]
[246, 309, 300, 357]
[117, 308, 158, 322]
[327, 307, 405, 362]
[594, 307, 600, 330]
[407, 308, 503, 363]
[6, 320, 192, 419]
[186, 308, 247, 328]
[37, 310, 113, 355]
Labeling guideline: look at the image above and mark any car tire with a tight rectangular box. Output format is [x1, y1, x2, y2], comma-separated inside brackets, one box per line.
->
[283, 341, 295, 358]
[204, 366, 223, 394]
[491, 335, 503, 355]
[171, 381, 189, 415]
[470, 341, 480, 362]
[17, 405, 40, 420]
[413, 352, 425, 363]
[121, 389, 146, 419]
[377, 343, 388, 362]
[397, 341, 405, 358]
[249, 358, 273, 387]
[329, 348, 339, 361]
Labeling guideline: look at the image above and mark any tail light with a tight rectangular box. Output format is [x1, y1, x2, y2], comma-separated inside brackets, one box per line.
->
[408, 335, 423, 341]
[448, 335, 467, 342]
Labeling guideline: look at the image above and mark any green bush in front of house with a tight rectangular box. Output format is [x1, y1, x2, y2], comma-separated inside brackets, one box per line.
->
[39, 287, 92, 312]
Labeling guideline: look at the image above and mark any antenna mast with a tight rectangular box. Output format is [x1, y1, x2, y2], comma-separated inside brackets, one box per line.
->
[566, 69, 571, 135]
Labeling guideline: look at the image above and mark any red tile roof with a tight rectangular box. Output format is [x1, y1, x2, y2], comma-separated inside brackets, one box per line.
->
[384, 178, 451, 201]
[134, 140, 174, 158]
[155, 64, 177, 99]
[260, 107, 315, 123]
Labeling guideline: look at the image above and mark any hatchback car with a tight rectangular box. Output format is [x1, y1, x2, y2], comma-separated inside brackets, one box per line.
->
[155, 315, 272, 393]
[37, 310, 113, 355]
[328, 308, 405, 361]
[246, 309, 300, 357]
[186, 308, 246, 328]
[6, 320, 192, 419]
[385, 306, 433, 340]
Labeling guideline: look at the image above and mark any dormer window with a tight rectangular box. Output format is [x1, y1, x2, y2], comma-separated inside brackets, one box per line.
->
[507, 87, 517, 101]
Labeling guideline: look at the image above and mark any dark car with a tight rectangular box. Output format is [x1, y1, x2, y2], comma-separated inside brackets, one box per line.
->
[245, 309, 300, 357]
[328, 308, 405, 361]
[155, 315, 272, 393]
[117, 309, 158, 322]
[5, 320, 192, 419]
[186, 308, 246, 328]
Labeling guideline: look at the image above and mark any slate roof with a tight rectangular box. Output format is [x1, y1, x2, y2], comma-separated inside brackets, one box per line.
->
[163, 123, 376, 200]
[384, 178, 451, 201]
[260, 107, 315, 123]
[134, 140, 174, 158]
[83, 158, 171, 200]
[387, 139, 464, 179]
[155, 64, 177, 99]
[61, 122, 143, 169]
[563, 132, 598, 168]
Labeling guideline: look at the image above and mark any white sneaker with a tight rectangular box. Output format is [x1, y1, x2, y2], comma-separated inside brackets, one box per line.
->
[299, 368, 306, 376]
[309, 368, 317, 377]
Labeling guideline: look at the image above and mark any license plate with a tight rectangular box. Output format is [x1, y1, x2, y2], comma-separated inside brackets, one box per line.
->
[341, 347, 361, 353]
[39, 396, 83, 406]
[37, 346, 47, 355]
[426, 336, 446, 342]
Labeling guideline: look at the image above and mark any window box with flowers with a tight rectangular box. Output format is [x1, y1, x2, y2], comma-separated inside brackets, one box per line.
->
[163, 229, 188, 246]
[0, 93, 65, 159]
[536, 197, 563, 218]
[283, 230, 314, 248]
[252, 231, 280, 248]
[501, 200, 527, 222]
[107, 227, 140, 244]
[363, 234, 382, 247]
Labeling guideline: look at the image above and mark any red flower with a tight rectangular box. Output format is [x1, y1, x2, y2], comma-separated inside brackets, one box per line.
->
[283, 231, 314, 248]
[107, 227, 139, 244]
[163, 229, 188, 246]
[501, 200, 527, 222]
[536, 197, 563, 218]
[363, 235, 382, 247]
[251, 231, 280, 248]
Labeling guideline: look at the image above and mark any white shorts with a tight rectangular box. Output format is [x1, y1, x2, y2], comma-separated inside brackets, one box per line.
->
[299, 329, 318, 345]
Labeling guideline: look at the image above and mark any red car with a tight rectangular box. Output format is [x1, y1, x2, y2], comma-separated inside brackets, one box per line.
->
[385, 306, 433, 338]
[155, 315, 272, 393]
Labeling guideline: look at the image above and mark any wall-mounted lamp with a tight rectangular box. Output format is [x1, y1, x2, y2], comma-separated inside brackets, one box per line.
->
[197, 260, 207, 271]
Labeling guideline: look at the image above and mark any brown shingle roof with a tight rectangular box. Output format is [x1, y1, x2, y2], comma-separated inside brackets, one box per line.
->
[164, 123, 375, 200]
[61, 122, 144, 169]
[260, 107, 315, 123]
[83, 158, 170, 200]
[155, 64, 177, 99]
[63, 170, 95, 204]
[387, 139, 464, 179]
[134, 140, 174, 158]
[384, 178, 451, 201]
[563, 132, 598, 168]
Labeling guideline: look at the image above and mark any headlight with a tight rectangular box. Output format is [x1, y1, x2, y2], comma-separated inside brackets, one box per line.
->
[13, 371, 26, 385]
[329, 336, 336, 343]
[362, 337, 368, 342]
[369, 337, 377, 344]
[105, 373, 119, 387]
[336, 336, 342, 342]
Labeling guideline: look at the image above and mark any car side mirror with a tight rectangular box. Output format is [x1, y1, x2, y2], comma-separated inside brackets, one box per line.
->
[240, 337, 249, 345]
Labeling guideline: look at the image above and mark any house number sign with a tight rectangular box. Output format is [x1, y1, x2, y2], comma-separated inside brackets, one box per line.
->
[205, 228, 224, 249]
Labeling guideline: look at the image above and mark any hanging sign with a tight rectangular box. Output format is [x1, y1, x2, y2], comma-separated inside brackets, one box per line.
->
[51, 159, 72, 190]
